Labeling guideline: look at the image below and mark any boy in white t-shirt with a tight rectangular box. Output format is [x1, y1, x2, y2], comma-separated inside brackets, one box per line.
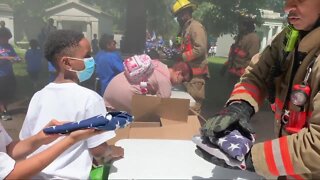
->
[1, 120, 102, 179]
[19, 30, 122, 179]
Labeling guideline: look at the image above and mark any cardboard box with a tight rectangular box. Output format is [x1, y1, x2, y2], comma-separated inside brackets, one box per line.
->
[108, 95, 201, 144]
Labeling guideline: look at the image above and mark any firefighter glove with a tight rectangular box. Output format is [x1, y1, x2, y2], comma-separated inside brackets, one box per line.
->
[201, 101, 255, 140]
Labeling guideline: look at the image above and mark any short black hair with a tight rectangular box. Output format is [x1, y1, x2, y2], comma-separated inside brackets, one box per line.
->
[99, 33, 114, 50]
[239, 17, 255, 33]
[29, 39, 39, 49]
[44, 30, 84, 63]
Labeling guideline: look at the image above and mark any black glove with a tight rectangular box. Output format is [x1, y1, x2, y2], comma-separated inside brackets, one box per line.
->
[201, 101, 255, 140]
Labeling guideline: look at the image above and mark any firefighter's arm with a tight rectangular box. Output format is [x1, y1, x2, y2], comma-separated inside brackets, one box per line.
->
[251, 93, 320, 178]
[182, 24, 207, 62]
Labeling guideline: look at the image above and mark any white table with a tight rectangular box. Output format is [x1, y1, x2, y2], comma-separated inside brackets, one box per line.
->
[108, 139, 263, 180]
[171, 90, 196, 107]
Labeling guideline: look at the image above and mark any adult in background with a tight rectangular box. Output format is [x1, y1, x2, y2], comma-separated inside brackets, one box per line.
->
[91, 33, 99, 56]
[201, 0, 320, 178]
[104, 56, 193, 113]
[221, 16, 260, 89]
[95, 34, 124, 96]
[38, 18, 57, 51]
[0, 28, 20, 121]
[0, 20, 12, 40]
[171, 0, 209, 113]
[25, 39, 42, 91]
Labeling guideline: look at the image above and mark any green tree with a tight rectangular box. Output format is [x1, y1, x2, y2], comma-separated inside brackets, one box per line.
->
[193, 0, 284, 37]
[2, 0, 63, 42]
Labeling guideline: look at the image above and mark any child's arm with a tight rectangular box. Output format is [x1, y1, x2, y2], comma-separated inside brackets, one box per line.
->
[6, 120, 61, 160]
[0, 56, 15, 61]
[5, 128, 102, 179]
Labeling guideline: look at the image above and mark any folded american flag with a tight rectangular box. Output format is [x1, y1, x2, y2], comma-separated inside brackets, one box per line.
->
[216, 130, 254, 161]
[43, 111, 133, 134]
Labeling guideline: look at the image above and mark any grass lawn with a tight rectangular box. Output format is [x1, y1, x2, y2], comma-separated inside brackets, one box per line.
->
[202, 56, 233, 117]
[12, 46, 49, 102]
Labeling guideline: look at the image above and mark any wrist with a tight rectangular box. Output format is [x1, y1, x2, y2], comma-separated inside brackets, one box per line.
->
[63, 136, 78, 146]
[228, 100, 254, 117]
[32, 133, 47, 147]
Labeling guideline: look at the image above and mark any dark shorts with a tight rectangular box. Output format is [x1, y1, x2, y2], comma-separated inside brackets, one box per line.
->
[0, 75, 16, 102]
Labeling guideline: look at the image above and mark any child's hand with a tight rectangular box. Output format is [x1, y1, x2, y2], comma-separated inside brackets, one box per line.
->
[3, 56, 15, 61]
[67, 128, 103, 143]
[109, 145, 124, 158]
[36, 119, 64, 145]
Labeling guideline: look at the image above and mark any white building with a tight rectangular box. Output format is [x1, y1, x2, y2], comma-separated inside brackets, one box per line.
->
[216, 9, 284, 57]
[45, 0, 113, 42]
[0, 4, 14, 43]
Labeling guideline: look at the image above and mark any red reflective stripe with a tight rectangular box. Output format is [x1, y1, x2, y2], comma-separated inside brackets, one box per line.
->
[192, 67, 208, 75]
[264, 141, 280, 176]
[234, 83, 258, 92]
[275, 112, 281, 119]
[274, 98, 284, 120]
[236, 49, 247, 58]
[275, 98, 284, 109]
[232, 82, 262, 104]
[184, 50, 193, 61]
[279, 137, 303, 179]
[231, 89, 261, 104]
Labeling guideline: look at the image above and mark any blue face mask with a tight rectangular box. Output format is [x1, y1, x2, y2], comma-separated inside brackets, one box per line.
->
[68, 57, 95, 82]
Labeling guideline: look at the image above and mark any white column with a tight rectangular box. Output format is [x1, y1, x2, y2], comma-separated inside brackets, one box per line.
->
[91, 21, 99, 37]
[261, 36, 267, 50]
[57, 21, 62, 30]
[86, 22, 92, 41]
[267, 26, 274, 44]
[276, 26, 282, 34]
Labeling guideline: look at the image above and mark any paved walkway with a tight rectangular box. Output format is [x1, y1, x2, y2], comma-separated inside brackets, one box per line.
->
[1, 98, 29, 140]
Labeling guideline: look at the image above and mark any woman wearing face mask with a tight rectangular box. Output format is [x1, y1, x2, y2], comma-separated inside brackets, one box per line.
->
[19, 30, 124, 179]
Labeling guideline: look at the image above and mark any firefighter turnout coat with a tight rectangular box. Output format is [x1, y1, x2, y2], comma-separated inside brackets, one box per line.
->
[179, 18, 208, 77]
[178, 18, 208, 112]
[227, 26, 320, 178]
[228, 32, 260, 77]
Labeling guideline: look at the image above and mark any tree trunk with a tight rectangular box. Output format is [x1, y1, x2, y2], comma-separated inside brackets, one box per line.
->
[122, 0, 146, 54]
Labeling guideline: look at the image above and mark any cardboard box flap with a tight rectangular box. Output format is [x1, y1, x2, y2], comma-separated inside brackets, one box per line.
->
[132, 95, 161, 122]
[158, 98, 189, 122]
[130, 122, 161, 128]
[129, 115, 201, 140]
[132, 95, 189, 122]
[160, 118, 186, 126]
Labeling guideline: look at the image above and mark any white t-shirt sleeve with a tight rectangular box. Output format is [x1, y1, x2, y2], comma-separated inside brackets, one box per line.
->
[85, 97, 115, 148]
[19, 93, 40, 140]
[0, 123, 15, 179]
[0, 123, 12, 147]
[0, 152, 15, 179]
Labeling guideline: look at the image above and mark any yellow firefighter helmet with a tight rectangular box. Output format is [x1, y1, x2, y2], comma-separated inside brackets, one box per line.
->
[171, 0, 196, 16]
